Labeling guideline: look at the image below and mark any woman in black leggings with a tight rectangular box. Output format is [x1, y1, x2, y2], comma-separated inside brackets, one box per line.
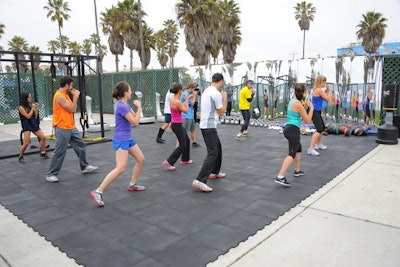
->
[275, 83, 314, 187]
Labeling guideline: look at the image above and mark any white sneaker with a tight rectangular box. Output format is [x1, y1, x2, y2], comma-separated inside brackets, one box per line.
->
[192, 180, 213, 192]
[45, 175, 59, 182]
[307, 149, 320, 156]
[82, 165, 98, 173]
[315, 143, 327, 150]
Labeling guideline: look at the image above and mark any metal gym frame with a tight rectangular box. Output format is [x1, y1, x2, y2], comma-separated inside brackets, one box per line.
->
[0, 50, 107, 140]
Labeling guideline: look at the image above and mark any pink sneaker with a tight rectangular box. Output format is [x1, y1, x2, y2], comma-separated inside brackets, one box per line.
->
[180, 160, 194, 165]
[209, 172, 226, 179]
[162, 160, 176, 171]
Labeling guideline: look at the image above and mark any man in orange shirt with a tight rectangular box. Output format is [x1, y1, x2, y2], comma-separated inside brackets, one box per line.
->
[45, 76, 98, 182]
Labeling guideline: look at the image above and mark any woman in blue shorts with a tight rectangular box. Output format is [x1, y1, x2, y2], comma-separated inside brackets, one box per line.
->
[308, 75, 332, 156]
[91, 81, 145, 207]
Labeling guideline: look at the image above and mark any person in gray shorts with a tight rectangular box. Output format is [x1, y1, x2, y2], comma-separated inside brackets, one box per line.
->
[181, 82, 201, 147]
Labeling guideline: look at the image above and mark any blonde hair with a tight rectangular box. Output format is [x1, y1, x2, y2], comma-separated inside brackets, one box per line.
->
[314, 75, 327, 89]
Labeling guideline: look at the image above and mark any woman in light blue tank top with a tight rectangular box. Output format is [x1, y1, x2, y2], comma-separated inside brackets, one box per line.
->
[308, 75, 332, 156]
[275, 83, 314, 187]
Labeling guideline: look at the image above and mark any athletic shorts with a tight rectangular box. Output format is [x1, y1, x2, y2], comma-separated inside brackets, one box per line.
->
[264, 100, 269, 107]
[112, 138, 137, 151]
[312, 110, 325, 133]
[365, 105, 371, 117]
[164, 113, 171, 123]
[183, 118, 195, 132]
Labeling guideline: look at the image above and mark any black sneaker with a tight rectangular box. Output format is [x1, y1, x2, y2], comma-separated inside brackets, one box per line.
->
[293, 170, 304, 177]
[192, 142, 201, 147]
[18, 156, 26, 163]
[156, 137, 166, 144]
[40, 152, 49, 159]
[274, 177, 291, 187]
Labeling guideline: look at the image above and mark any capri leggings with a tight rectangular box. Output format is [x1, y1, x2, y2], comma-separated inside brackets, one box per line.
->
[312, 110, 325, 133]
[284, 124, 301, 158]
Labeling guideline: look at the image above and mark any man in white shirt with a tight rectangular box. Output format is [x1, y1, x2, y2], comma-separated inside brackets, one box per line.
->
[191, 73, 227, 193]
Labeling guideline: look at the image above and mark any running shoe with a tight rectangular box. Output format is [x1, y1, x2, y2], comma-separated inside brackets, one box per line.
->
[209, 172, 226, 179]
[127, 184, 146, 191]
[82, 165, 98, 173]
[293, 170, 305, 177]
[162, 160, 176, 171]
[45, 175, 59, 183]
[90, 191, 104, 207]
[192, 179, 213, 192]
[274, 177, 291, 187]
[180, 160, 194, 165]
[307, 148, 320, 156]
[315, 143, 327, 150]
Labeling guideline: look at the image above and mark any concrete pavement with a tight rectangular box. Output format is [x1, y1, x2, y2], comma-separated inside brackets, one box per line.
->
[209, 142, 400, 267]
[0, 117, 399, 266]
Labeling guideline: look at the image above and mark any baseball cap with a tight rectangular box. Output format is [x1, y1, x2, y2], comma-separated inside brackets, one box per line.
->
[212, 73, 224, 82]
[247, 80, 254, 85]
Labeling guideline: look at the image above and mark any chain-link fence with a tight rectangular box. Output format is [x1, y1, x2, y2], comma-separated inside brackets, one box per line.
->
[0, 68, 179, 124]
[0, 65, 396, 125]
[0, 72, 47, 123]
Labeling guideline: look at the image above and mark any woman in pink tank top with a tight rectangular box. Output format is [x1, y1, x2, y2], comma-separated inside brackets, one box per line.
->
[162, 82, 193, 170]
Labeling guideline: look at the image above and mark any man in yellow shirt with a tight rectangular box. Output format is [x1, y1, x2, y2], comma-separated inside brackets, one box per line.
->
[45, 76, 98, 182]
[236, 80, 255, 140]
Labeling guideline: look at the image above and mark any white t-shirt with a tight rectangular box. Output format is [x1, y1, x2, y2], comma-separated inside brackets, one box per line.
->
[200, 85, 223, 129]
[163, 90, 173, 114]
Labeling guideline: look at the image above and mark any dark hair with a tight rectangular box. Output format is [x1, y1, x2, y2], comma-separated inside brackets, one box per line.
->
[212, 73, 224, 82]
[112, 81, 130, 99]
[170, 82, 183, 94]
[60, 76, 74, 87]
[19, 92, 31, 111]
[294, 83, 305, 101]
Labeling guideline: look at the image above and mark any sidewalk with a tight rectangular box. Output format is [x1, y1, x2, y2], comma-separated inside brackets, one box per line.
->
[209, 143, 400, 267]
[0, 118, 399, 266]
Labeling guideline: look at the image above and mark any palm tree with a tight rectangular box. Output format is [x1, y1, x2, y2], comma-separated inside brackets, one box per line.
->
[294, 1, 316, 59]
[8, 35, 29, 72]
[137, 0, 146, 69]
[43, 0, 71, 54]
[82, 39, 92, 56]
[27, 45, 42, 71]
[101, 5, 124, 72]
[137, 24, 156, 69]
[356, 11, 387, 55]
[117, 0, 143, 71]
[69, 41, 81, 55]
[0, 21, 5, 40]
[357, 11, 387, 84]
[47, 40, 60, 54]
[154, 30, 169, 68]
[177, 0, 219, 66]
[0, 22, 5, 72]
[219, 0, 241, 64]
[57, 34, 70, 54]
[163, 19, 179, 68]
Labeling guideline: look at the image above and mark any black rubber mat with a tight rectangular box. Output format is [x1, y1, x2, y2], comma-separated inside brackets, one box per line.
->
[0, 121, 378, 267]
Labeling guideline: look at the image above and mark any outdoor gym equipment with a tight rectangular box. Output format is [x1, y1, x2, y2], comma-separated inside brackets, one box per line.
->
[85, 95, 110, 133]
[135, 91, 155, 124]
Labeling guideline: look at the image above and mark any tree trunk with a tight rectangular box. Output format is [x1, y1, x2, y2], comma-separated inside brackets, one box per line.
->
[302, 30, 306, 59]
[115, 54, 119, 72]
[138, 0, 146, 70]
[93, 0, 103, 73]
[130, 49, 133, 71]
